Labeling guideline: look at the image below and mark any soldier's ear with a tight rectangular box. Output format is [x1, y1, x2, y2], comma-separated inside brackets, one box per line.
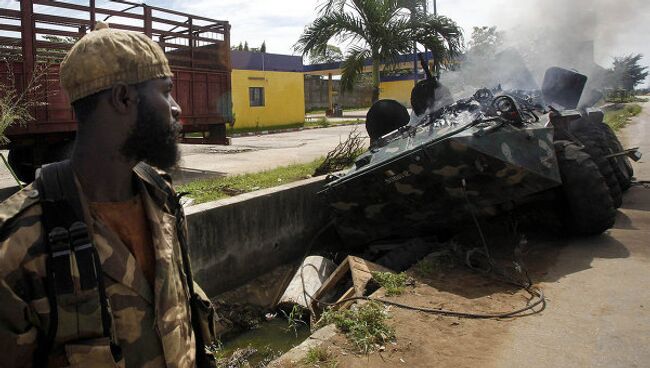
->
[110, 83, 138, 114]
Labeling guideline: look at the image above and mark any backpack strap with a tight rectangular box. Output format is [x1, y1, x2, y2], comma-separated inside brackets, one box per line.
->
[35, 160, 120, 365]
[134, 162, 215, 368]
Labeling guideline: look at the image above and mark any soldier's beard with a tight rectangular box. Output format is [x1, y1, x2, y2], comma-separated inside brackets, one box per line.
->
[121, 98, 181, 171]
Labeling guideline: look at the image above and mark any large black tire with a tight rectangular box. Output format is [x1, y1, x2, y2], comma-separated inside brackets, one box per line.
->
[570, 123, 623, 208]
[555, 141, 616, 235]
[596, 122, 633, 191]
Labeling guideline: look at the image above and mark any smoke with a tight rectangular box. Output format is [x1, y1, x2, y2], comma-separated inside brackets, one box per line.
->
[441, 0, 650, 99]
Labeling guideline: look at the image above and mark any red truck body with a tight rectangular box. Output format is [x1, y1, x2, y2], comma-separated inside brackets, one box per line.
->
[0, 0, 233, 181]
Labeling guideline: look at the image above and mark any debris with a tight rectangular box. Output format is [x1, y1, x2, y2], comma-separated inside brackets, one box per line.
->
[313, 127, 365, 176]
[278, 256, 337, 309]
[310, 256, 393, 316]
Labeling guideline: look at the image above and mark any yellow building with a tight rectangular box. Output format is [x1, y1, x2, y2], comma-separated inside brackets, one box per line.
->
[304, 53, 431, 109]
[231, 51, 305, 129]
[379, 78, 416, 107]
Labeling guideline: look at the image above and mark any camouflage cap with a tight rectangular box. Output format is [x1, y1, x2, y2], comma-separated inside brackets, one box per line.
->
[60, 22, 173, 103]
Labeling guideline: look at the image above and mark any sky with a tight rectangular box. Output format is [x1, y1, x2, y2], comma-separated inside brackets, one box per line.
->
[1, 0, 648, 86]
[167, 0, 650, 86]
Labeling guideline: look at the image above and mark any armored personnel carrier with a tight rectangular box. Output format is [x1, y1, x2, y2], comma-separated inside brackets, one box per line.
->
[320, 67, 640, 246]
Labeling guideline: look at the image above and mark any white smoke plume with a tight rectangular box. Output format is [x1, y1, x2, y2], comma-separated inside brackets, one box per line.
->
[441, 0, 650, 98]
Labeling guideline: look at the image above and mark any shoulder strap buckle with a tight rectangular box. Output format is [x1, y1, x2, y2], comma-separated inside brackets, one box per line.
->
[48, 226, 75, 294]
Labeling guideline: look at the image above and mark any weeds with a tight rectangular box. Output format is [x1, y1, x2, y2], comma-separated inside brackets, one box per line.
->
[211, 345, 282, 368]
[604, 103, 642, 131]
[0, 59, 51, 187]
[413, 251, 457, 277]
[318, 301, 395, 353]
[303, 346, 338, 368]
[370, 272, 409, 296]
[281, 305, 308, 337]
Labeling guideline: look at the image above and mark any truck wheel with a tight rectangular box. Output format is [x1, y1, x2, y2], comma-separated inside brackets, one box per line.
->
[596, 122, 633, 191]
[554, 140, 616, 235]
[7, 148, 35, 184]
[570, 124, 623, 208]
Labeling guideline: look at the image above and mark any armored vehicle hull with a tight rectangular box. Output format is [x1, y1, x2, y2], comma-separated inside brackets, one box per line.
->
[321, 106, 561, 244]
[320, 67, 636, 246]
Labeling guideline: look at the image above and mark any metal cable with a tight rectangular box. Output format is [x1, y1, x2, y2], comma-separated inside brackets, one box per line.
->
[299, 211, 547, 320]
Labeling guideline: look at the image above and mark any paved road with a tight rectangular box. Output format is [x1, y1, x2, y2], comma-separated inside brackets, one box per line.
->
[0, 124, 368, 192]
[171, 124, 368, 185]
[618, 100, 650, 181]
[490, 100, 649, 367]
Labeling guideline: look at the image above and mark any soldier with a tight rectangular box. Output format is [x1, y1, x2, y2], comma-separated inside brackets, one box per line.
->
[0, 23, 219, 367]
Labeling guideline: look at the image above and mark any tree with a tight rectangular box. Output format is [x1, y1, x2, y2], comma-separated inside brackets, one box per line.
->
[467, 26, 503, 57]
[295, 0, 463, 102]
[308, 44, 344, 64]
[608, 54, 649, 91]
[243, 41, 249, 51]
[260, 41, 266, 53]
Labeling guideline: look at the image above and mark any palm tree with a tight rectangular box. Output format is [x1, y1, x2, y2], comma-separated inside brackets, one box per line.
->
[295, 0, 463, 102]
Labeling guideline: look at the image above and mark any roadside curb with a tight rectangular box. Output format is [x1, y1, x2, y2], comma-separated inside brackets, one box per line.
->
[230, 121, 365, 138]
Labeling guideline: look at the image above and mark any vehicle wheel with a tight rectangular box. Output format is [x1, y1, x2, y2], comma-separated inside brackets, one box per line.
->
[570, 123, 623, 208]
[554, 140, 616, 235]
[365, 99, 410, 142]
[596, 122, 633, 191]
[7, 147, 35, 184]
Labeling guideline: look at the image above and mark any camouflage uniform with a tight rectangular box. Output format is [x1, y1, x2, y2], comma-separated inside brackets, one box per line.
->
[0, 170, 198, 368]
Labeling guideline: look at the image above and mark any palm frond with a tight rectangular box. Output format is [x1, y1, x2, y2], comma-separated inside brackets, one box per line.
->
[340, 46, 371, 91]
[294, 11, 366, 55]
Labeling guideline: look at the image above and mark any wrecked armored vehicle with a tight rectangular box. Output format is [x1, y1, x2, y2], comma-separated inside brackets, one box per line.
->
[320, 67, 640, 246]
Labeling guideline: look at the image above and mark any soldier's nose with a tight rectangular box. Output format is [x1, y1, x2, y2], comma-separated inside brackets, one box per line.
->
[171, 105, 181, 120]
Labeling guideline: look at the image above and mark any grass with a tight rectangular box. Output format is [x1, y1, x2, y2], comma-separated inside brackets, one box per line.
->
[371, 272, 409, 296]
[227, 122, 304, 135]
[183, 119, 364, 138]
[604, 103, 643, 131]
[412, 251, 457, 277]
[605, 95, 648, 103]
[305, 106, 370, 114]
[302, 346, 338, 368]
[318, 301, 395, 353]
[304, 118, 363, 129]
[176, 158, 324, 204]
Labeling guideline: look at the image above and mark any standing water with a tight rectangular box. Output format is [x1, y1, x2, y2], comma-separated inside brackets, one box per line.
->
[216, 318, 312, 366]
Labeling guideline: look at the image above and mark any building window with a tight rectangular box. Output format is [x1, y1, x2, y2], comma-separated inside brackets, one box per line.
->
[249, 87, 265, 107]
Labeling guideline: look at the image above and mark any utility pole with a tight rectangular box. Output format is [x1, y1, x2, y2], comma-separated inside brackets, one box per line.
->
[433, 0, 437, 16]
[412, 1, 419, 86]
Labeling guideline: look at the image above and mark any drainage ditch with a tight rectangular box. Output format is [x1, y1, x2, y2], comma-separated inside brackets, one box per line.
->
[207, 214, 549, 367]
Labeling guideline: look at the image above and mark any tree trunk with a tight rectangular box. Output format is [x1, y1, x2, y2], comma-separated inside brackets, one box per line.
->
[371, 57, 380, 103]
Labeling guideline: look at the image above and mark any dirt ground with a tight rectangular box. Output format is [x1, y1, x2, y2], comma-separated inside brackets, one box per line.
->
[275, 104, 650, 368]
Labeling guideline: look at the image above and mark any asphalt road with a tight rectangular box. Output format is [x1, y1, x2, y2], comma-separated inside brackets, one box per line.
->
[170, 124, 368, 185]
[0, 124, 369, 192]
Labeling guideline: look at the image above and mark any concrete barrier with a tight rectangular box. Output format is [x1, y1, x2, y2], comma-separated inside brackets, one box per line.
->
[185, 176, 331, 297]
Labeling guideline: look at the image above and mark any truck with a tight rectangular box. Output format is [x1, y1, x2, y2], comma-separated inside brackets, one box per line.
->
[0, 0, 233, 183]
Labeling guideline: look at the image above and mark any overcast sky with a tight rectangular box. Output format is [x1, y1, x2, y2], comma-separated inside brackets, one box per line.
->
[1, 0, 648, 86]
[167, 0, 650, 86]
